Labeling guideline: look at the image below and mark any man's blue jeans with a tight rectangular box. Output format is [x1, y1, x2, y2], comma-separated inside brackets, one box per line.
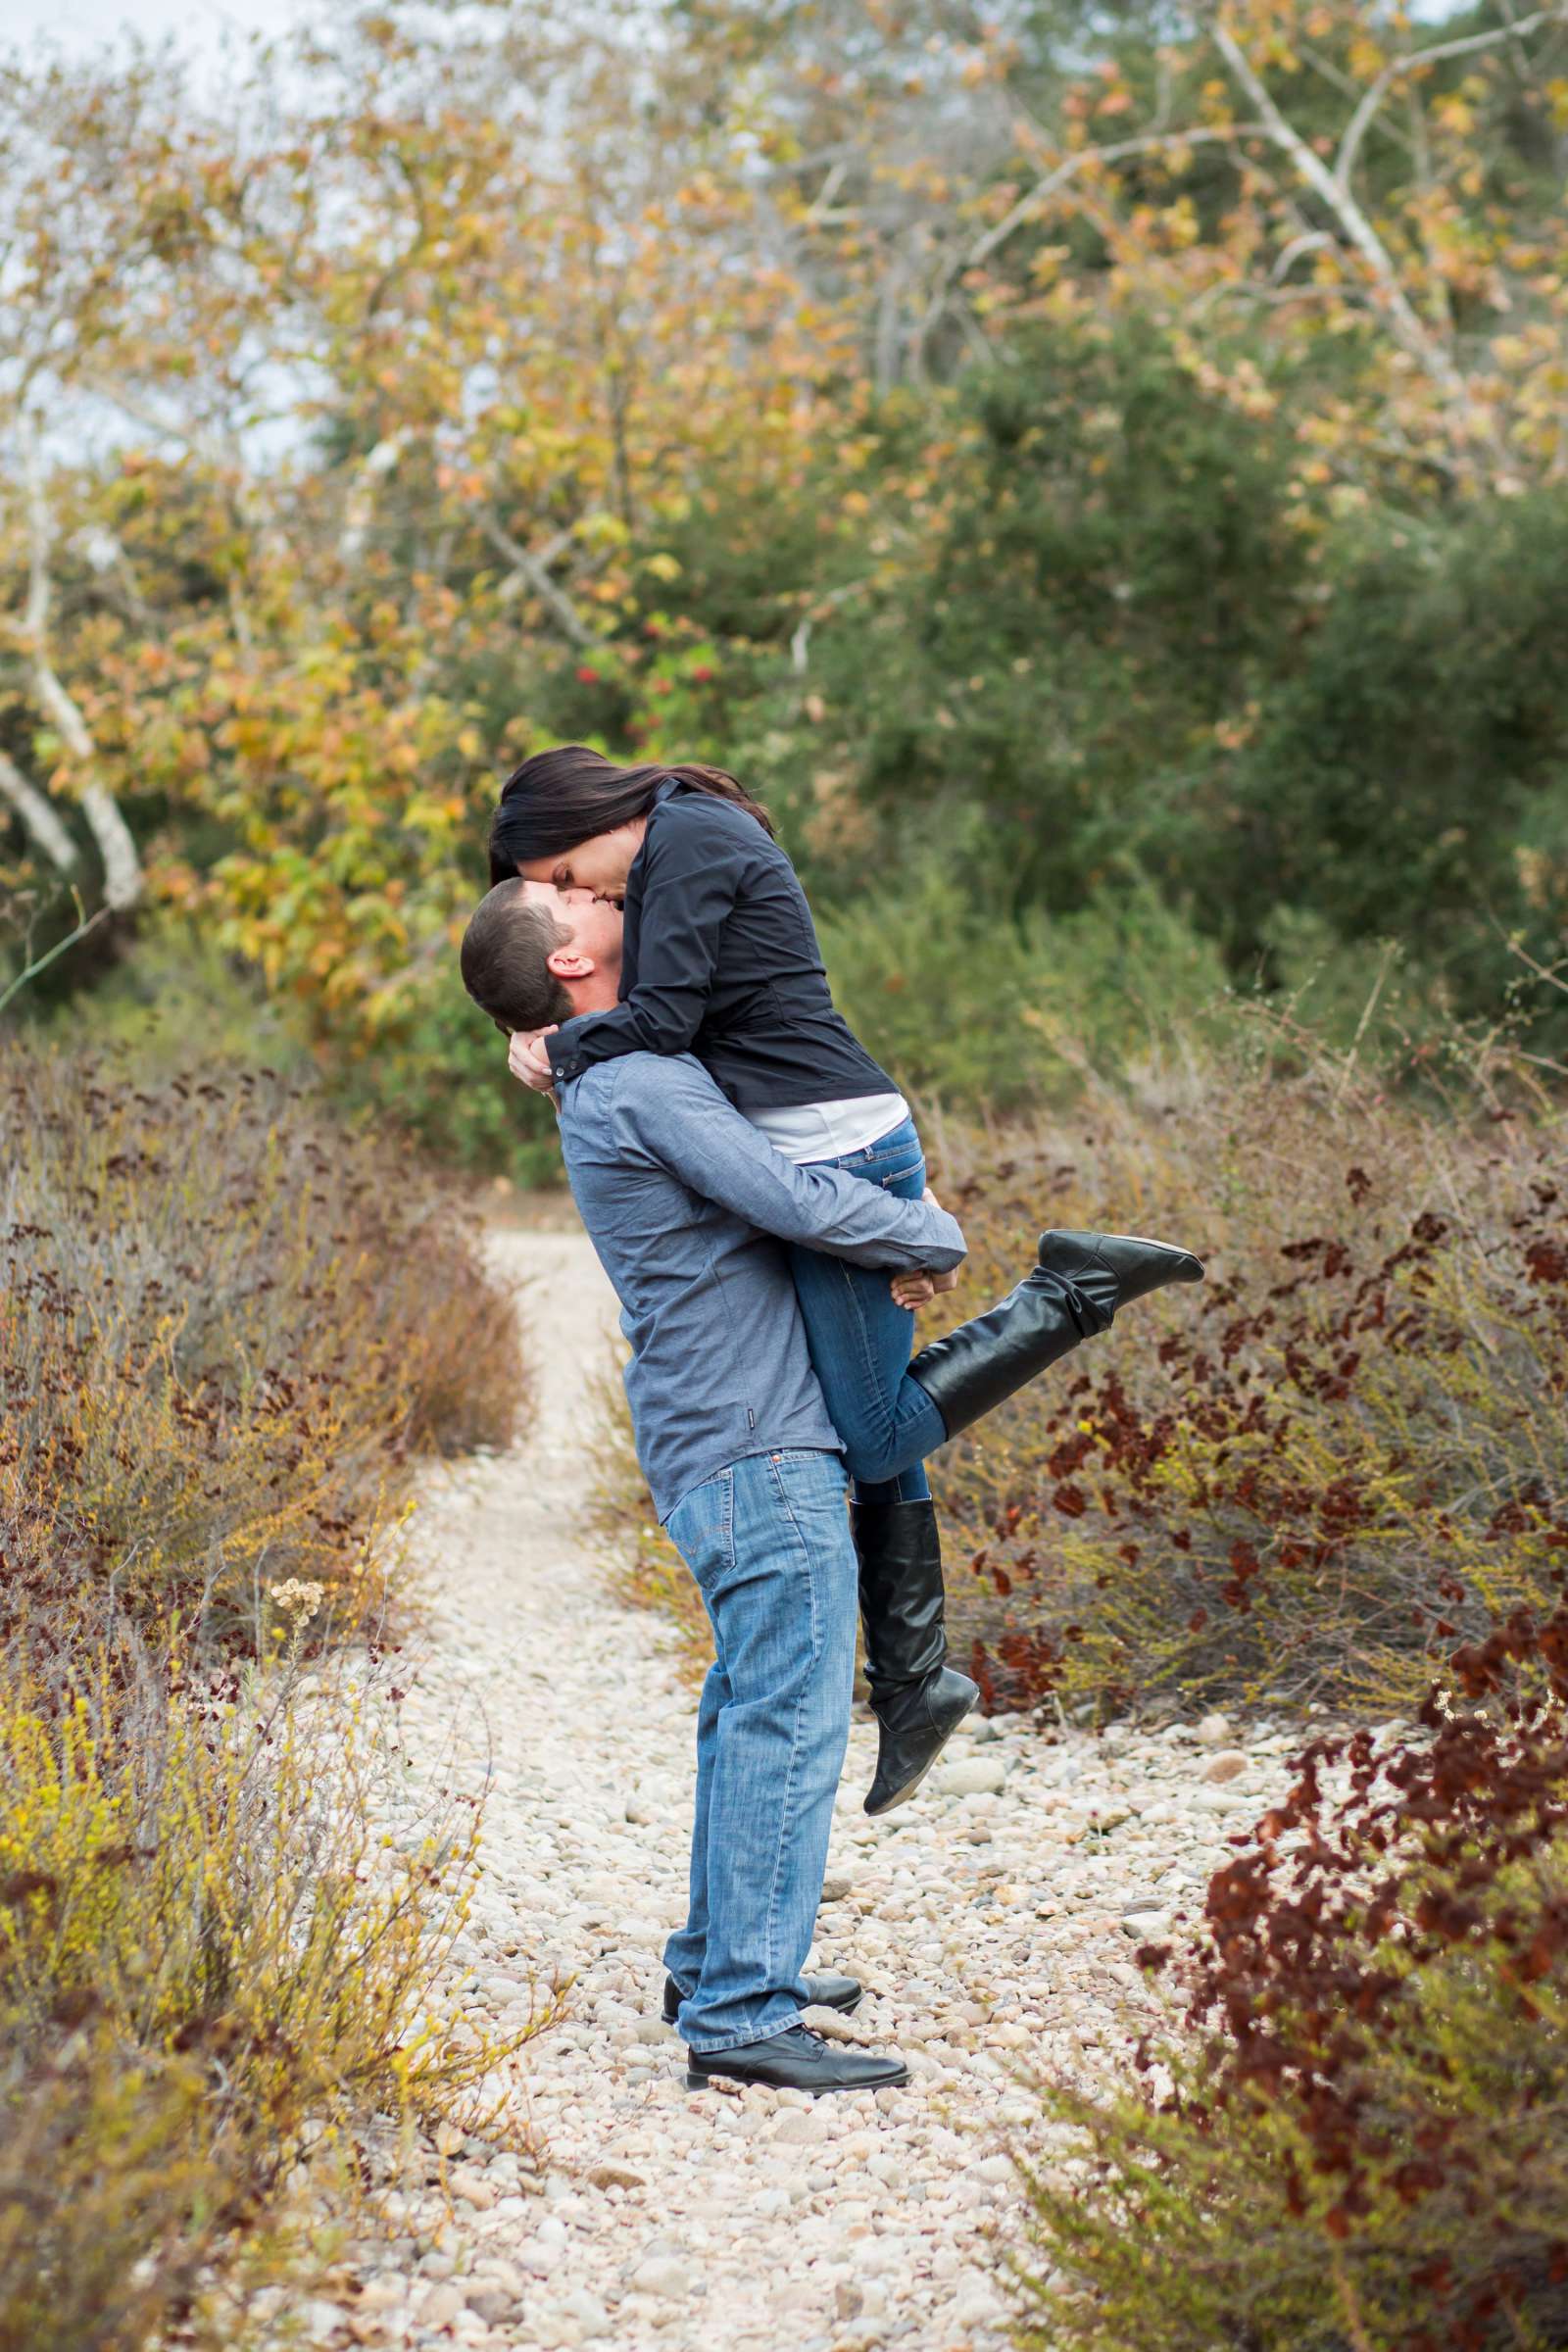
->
[786, 1114, 947, 1506]
[662, 1447, 860, 2052]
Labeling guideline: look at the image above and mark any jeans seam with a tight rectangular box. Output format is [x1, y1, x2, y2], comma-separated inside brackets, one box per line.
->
[828, 1258, 906, 1485]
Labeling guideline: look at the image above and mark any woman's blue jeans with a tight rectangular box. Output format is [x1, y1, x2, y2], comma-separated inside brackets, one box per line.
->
[785, 1114, 947, 1506]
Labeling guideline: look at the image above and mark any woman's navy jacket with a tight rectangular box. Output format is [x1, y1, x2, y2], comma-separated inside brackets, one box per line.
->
[544, 779, 896, 1112]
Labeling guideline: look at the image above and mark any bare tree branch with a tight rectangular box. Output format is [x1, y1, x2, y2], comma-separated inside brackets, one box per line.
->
[1210, 19, 1477, 419]
[339, 428, 414, 569]
[789, 573, 878, 674]
[912, 123, 1267, 372]
[0, 897, 110, 1018]
[1335, 6, 1568, 189]
[479, 514, 593, 647]
[980, 122, 1269, 276]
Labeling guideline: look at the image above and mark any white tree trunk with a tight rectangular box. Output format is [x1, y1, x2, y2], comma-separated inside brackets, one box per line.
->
[0, 750, 78, 876]
[22, 415, 145, 911]
[77, 782, 145, 912]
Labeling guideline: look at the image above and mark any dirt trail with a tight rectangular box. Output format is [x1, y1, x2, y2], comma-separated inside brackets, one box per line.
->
[355, 1225, 1285, 2352]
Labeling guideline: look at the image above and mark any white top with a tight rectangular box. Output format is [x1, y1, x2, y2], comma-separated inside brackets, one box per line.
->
[745, 1092, 910, 1167]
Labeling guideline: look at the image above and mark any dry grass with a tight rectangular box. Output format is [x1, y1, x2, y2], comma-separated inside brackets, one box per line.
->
[0, 1041, 547, 2352]
[2, 1047, 526, 1653]
[0, 1627, 557, 2352]
[921, 1017, 1566, 1719]
[581, 1012, 1567, 1725]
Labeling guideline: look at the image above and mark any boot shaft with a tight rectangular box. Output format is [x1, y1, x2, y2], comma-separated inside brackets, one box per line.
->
[852, 1496, 948, 1695]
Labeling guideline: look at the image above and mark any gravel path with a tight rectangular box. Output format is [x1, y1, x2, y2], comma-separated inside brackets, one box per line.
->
[337, 1227, 1293, 2352]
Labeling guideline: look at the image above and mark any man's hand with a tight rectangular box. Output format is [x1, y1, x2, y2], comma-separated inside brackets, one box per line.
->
[890, 1264, 959, 1309]
[508, 1026, 559, 1094]
[891, 1183, 960, 1307]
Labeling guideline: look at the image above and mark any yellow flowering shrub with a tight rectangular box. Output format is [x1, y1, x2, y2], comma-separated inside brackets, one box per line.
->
[0, 1637, 548, 2352]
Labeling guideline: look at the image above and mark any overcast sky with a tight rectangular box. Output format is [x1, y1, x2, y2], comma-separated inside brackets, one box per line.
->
[5, 0, 308, 67]
[0, 0, 1468, 82]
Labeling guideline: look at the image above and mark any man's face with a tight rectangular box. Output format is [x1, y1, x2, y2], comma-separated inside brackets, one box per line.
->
[517, 877, 624, 973]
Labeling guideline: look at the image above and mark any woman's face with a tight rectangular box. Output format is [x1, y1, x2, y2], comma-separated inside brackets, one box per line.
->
[514, 819, 646, 905]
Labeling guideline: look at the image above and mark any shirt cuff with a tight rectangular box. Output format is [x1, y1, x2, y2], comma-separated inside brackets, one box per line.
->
[546, 1027, 587, 1082]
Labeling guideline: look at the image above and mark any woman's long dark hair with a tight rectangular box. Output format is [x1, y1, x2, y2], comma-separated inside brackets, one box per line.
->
[488, 745, 774, 886]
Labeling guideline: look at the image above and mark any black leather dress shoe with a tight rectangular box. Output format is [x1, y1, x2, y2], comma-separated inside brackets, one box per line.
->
[686, 2024, 907, 2096]
[662, 1969, 862, 2027]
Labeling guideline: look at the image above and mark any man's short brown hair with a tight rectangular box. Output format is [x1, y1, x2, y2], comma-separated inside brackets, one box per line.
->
[460, 880, 575, 1032]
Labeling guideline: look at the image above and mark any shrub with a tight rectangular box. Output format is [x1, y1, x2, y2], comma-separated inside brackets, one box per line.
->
[0, 1038, 541, 2350]
[24, 914, 566, 1187]
[1, 1042, 525, 1648]
[1004, 1603, 1568, 2350]
[579, 1010, 1567, 1724]
[920, 1020, 1567, 1721]
[0, 1625, 543, 2352]
[815, 867, 1228, 1116]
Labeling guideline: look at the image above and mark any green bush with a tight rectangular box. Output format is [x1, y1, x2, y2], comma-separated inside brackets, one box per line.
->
[816, 866, 1228, 1114]
[1226, 492, 1568, 1013]
[321, 961, 565, 1183]
[705, 319, 1568, 1058]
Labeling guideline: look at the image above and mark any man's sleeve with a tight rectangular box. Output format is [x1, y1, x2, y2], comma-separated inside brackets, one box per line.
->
[615, 1060, 966, 1271]
[546, 805, 740, 1084]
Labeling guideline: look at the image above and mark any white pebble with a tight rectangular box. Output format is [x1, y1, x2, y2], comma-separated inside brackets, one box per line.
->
[932, 1756, 1007, 1797]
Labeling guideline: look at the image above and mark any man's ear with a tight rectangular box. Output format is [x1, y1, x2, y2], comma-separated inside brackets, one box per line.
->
[546, 946, 594, 979]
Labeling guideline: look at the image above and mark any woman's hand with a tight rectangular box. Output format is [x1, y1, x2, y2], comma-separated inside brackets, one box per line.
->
[508, 1026, 559, 1093]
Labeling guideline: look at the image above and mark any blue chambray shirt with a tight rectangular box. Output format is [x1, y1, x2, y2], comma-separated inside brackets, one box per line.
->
[556, 1053, 966, 1524]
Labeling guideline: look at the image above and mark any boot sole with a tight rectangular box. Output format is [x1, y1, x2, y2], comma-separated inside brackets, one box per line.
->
[685, 2060, 909, 2096]
[864, 1680, 981, 1817]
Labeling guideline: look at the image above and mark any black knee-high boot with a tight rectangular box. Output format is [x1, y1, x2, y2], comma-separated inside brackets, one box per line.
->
[852, 1497, 978, 1816]
[906, 1227, 1203, 1441]
[850, 1230, 1202, 1818]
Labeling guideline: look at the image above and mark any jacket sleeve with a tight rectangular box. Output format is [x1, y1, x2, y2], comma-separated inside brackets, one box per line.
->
[546, 803, 741, 1084]
[612, 1058, 967, 1271]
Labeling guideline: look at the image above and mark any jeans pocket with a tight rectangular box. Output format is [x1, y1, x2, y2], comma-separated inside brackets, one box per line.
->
[666, 1468, 735, 1592]
[874, 1151, 926, 1192]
